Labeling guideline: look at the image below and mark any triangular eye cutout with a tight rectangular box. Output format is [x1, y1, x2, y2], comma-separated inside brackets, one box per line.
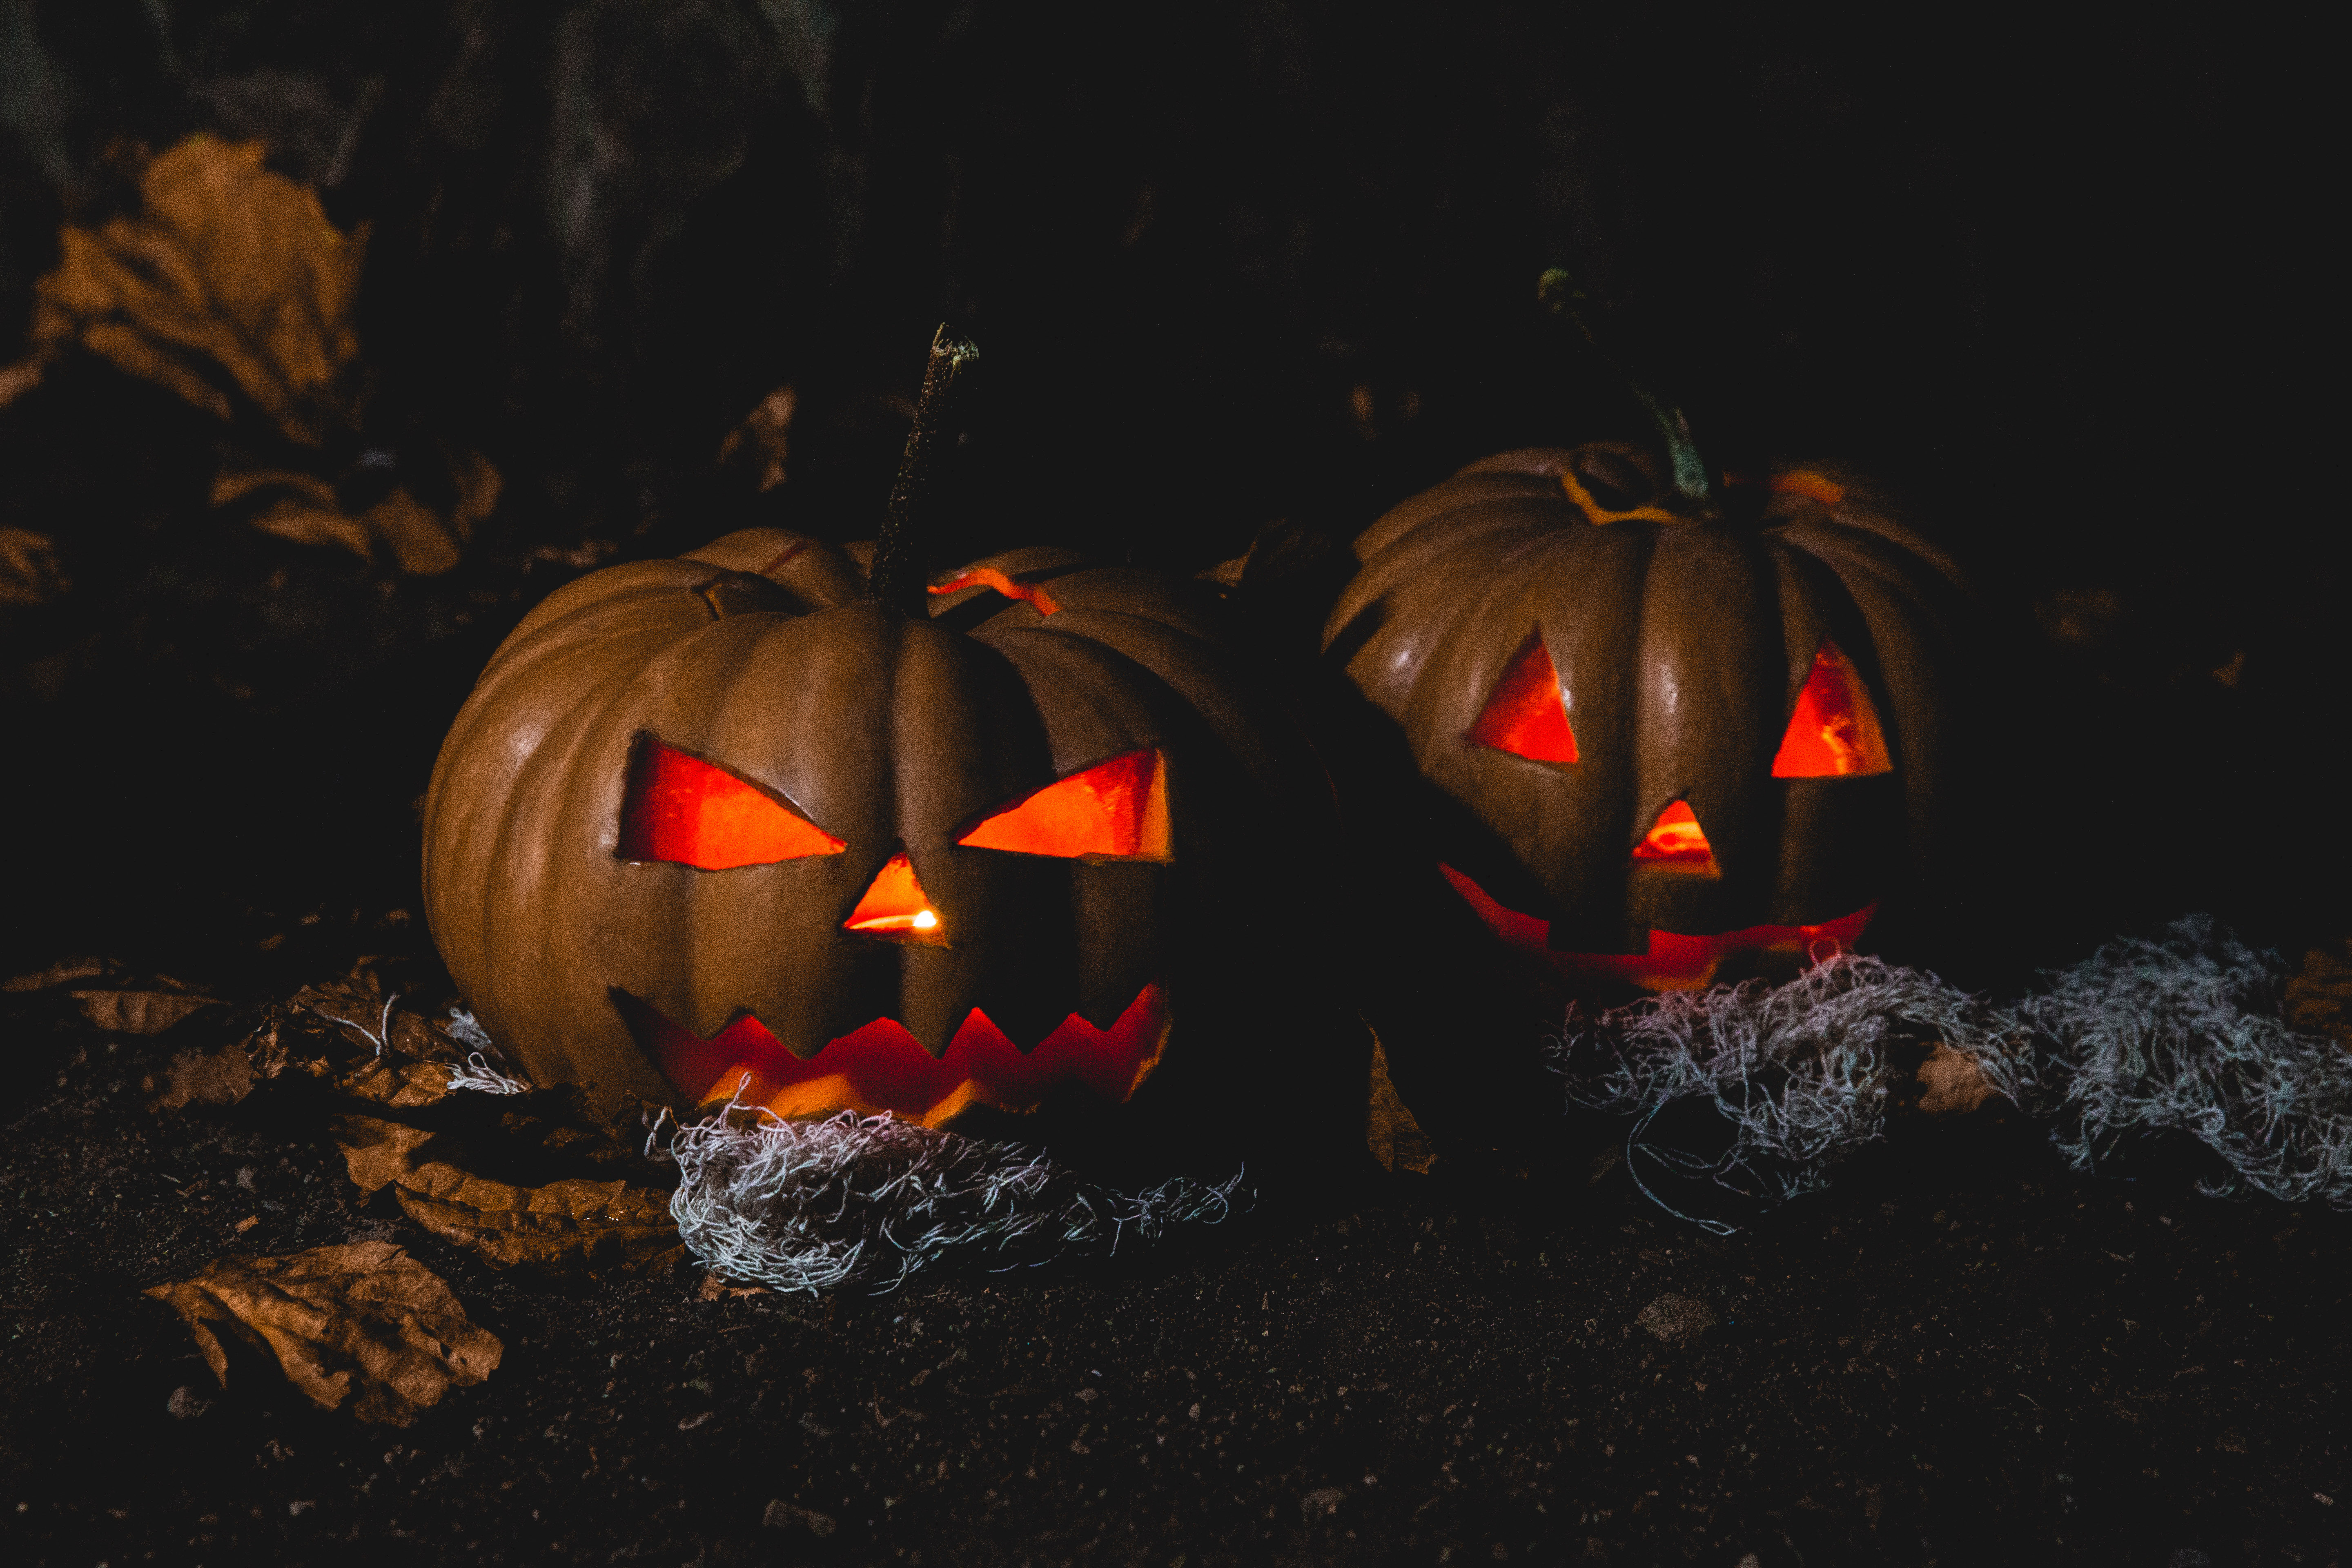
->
[844, 851, 947, 944]
[619, 740, 846, 868]
[1466, 634, 1579, 763]
[1630, 800, 1720, 877]
[957, 750, 1171, 860]
[1772, 639, 1894, 778]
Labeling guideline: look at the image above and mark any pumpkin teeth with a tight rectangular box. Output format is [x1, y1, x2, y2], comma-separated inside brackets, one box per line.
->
[619, 983, 1172, 1127]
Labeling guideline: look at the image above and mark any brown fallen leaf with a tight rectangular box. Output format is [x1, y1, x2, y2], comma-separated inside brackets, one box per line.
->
[1914, 1041, 2000, 1118]
[1364, 1031, 1438, 1175]
[219, 467, 466, 575]
[31, 134, 365, 448]
[74, 989, 223, 1035]
[0, 356, 41, 406]
[446, 445, 503, 539]
[149, 1042, 258, 1110]
[144, 1241, 501, 1426]
[2285, 941, 2352, 1049]
[0, 525, 70, 606]
[3, 956, 108, 992]
[331, 1114, 681, 1281]
[717, 385, 796, 491]
[394, 1163, 681, 1281]
[328, 1114, 438, 1195]
[360, 488, 461, 576]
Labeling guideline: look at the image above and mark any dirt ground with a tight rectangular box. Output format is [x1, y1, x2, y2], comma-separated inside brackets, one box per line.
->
[2, 932, 2346, 1568]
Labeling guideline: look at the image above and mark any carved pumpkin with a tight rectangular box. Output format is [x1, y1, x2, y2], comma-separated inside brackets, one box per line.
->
[1322, 441, 1969, 991]
[423, 334, 1352, 1163]
[423, 527, 1346, 1149]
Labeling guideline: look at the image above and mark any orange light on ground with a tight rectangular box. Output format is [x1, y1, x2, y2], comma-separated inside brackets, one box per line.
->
[928, 566, 1063, 616]
[1772, 640, 1893, 778]
[623, 982, 1172, 1127]
[617, 741, 845, 868]
[1631, 800, 1719, 876]
[958, 750, 1171, 860]
[1438, 862, 1876, 992]
[1466, 635, 1579, 763]
[844, 852, 946, 943]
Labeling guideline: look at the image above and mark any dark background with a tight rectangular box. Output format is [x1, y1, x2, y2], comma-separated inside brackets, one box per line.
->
[2, 0, 2340, 979]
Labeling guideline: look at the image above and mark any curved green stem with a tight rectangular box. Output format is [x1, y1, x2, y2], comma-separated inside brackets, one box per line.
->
[869, 325, 981, 618]
[1538, 269, 1714, 507]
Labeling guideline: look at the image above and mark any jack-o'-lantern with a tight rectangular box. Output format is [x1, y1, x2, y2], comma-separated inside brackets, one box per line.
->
[1322, 438, 1969, 992]
[423, 333, 1350, 1165]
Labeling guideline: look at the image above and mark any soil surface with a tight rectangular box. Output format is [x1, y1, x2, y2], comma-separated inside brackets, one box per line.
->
[3, 944, 2347, 1568]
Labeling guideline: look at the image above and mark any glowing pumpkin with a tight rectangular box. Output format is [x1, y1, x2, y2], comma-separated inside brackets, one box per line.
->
[423, 336, 1351, 1162]
[1323, 440, 1969, 991]
[422, 526, 1348, 1154]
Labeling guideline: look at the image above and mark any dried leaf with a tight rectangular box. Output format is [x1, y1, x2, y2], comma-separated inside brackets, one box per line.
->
[446, 448, 502, 539]
[1364, 1031, 1438, 1175]
[146, 1241, 500, 1425]
[1914, 1041, 1998, 1118]
[247, 497, 376, 562]
[0, 356, 42, 406]
[219, 468, 466, 574]
[31, 135, 365, 447]
[2285, 941, 2352, 1049]
[0, 526, 71, 606]
[210, 466, 340, 510]
[717, 385, 795, 491]
[149, 1043, 258, 1109]
[331, 1115, 682, 1281]
[3, 956, 107, 992]
[393, 1168, 682, 1279]
[363, 488, 461, 576]
[329, 1114, 437, 1195]
[74, 989, 222, 1035]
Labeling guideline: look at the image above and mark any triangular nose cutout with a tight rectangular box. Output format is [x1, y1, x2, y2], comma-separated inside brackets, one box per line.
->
[1630, 800, 1720, 877]
[844, 851, 948, 944]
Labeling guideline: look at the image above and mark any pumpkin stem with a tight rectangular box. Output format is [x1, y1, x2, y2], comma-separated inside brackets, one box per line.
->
[1537, 269, 1715, 508]
[869, 324, 981, 618]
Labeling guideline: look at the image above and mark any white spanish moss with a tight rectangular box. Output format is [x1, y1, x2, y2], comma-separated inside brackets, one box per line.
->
[443, 1051, 530, 1096]
[1555, 917, 2352, 1225]
[659, 1091, 1248, 1295]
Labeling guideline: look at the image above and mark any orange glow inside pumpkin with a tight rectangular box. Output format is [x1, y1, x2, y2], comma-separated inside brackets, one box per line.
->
[957, 750, 1171, 860]
[621, 982, 1171, 1127]
[844, 851, 945, 941]
[618, 740, 845, 868]
[928, 566, 1063, 616]
[1631, 800, 1719, 876]
[1466, 635, 1579, 763]
[1438, 862, 1876, 992]
[1772, 640, 1893, 778]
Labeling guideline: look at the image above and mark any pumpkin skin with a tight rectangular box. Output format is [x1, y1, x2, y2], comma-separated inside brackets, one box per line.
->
[423, 528, 1345, 1160]
[1322, 442, 1970, 991]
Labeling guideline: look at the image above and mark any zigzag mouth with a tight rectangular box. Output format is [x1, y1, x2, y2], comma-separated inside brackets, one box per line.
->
[1438, 862, 1876, 991]
[617, 985, 1171, 1129]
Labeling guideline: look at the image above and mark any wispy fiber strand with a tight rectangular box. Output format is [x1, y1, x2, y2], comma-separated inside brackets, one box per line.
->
[659, 1092, 1249, 1295]
[1555, 917, 2352, 1226]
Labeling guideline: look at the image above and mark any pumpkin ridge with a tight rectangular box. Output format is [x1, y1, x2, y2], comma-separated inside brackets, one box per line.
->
[470, 634, 679, 1098]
